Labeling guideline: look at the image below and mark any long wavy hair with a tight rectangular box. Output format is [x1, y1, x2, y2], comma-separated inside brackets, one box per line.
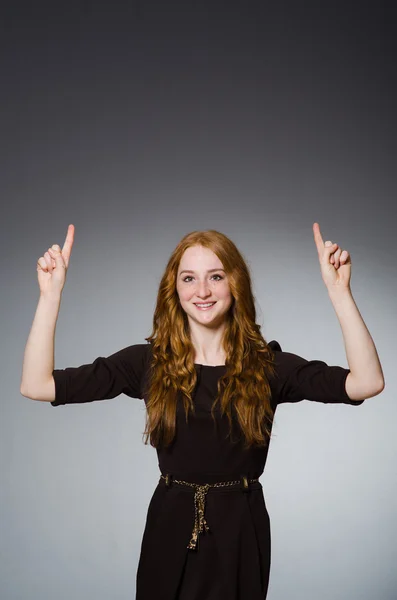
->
[143, 230, 277, 450]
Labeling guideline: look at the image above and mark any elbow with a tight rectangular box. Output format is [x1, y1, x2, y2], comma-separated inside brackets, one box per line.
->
[345, 373, 385, 401]
[20, 378, 56, 402]
[20, 386, 33, 400]
[363, 380, 385, 400]
[20, 386, 38, 401]
[375, 379, 385, 395]
[371, 377, 386, 396]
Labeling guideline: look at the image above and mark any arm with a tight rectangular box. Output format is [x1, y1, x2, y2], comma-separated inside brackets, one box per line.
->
[329, 288, 385, 401]
[20, 292, 61, 401]
[313, 223, 385, 401]
[20, 225, 145, 405]
[21, 225, 74, 401]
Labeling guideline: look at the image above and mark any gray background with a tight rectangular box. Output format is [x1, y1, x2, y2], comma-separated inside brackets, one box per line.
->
[2, 1, 396, 598]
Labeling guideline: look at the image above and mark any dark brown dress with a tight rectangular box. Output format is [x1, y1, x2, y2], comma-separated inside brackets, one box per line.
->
[51, 340, 364, 599]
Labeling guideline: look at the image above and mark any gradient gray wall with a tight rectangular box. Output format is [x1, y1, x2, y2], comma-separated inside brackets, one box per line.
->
[2, 2, 396, 599]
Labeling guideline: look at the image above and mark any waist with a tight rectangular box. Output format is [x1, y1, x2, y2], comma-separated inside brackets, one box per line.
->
[159, 471, 261, 485]
[159, 472, 261, 551]
[159, 472, 261, 492]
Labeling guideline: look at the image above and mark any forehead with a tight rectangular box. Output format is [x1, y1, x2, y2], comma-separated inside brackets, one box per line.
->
[178, 245, 224, 270]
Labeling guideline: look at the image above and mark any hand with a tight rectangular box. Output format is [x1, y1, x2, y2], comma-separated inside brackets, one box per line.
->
[313, 222, 351, 291]
[37, 224, 75, 296]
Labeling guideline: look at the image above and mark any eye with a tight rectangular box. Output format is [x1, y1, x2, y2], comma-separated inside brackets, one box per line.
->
[182, 274, 224, 282]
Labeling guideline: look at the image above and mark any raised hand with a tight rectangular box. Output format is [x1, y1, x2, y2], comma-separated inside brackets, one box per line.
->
[313, 222, 351, 290]
[36, 224, 75, 296]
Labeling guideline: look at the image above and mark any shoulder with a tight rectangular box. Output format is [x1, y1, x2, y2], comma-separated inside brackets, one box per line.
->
[267, 339, 320, 374]
[267, 339, 282, 353]
[105, 342, 153, 400]
[107, 342, 152, 369]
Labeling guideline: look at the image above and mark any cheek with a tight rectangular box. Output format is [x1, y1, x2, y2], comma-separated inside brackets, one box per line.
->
[219, 285, 232, 300]
[178, 288, 192, 302]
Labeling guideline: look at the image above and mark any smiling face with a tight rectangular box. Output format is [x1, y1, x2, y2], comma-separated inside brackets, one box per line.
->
[176, 245, 233, 328]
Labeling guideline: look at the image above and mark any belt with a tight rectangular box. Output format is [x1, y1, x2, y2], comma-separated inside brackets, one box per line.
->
[159, 473, 259, 550]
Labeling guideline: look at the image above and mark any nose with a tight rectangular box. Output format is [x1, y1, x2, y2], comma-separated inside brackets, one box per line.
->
[196, 280, 212, 298]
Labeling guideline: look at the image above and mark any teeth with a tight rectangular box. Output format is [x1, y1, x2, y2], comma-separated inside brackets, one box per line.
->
[195, 303, 215, 307]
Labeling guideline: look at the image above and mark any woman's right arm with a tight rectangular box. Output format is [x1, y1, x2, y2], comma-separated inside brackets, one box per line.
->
[20, 224, 74, 401]
[20, 293, 61, 401]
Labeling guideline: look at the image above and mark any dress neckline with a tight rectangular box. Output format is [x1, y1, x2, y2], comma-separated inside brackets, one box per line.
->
[194, 363, 226, 368]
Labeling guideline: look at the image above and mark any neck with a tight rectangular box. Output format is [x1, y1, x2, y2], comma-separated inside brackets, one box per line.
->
[189, 322, 227, 365]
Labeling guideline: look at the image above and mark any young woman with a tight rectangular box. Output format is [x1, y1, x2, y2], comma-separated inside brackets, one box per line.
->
[21, 223, 384, 599]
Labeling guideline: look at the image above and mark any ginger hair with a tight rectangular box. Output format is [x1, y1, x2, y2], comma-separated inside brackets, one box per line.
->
[143, 229, 277, 450]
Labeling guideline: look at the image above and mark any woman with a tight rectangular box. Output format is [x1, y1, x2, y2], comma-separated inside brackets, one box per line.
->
[20, 223, 384, 599]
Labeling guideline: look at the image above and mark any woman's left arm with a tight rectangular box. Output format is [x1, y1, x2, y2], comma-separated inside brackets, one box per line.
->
[313, 223, 385, 401]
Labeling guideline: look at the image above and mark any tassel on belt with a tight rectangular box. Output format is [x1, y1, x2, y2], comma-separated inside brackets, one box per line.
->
[160, 473, 259, 550]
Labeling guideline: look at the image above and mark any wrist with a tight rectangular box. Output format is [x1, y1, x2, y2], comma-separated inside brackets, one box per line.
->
[327, 287, 354, 312]
[327, 285, 352, 298]
[39, 290, 63, 303]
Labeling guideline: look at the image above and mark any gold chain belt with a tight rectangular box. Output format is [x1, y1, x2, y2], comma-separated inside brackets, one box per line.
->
[160, 474, 259, 550]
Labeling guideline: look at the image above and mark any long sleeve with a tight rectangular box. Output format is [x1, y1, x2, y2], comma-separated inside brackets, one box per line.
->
[50, 343, 150, 406]
[267, 340, 365, 407]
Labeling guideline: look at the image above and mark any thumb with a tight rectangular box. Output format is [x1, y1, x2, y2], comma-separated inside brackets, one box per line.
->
[324, 241, 337, 253]
[50, 245, 67, 268]
[321, 240, 338, 264]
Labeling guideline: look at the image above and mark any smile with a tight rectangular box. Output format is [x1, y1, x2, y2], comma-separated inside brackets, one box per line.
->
[194, 302, 216, 311]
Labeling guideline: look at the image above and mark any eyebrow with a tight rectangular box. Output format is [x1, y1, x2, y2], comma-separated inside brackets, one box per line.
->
[179, 268, 225, 275]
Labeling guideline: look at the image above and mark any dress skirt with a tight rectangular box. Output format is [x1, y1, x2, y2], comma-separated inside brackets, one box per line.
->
[135, 473, 271, 600]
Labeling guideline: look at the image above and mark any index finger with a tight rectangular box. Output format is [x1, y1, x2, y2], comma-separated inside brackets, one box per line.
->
[313, 222, 324, 253]
[62, 224, 75, 264]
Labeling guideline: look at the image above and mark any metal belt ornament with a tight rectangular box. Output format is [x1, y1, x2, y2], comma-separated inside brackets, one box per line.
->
[160, 474, 259, 550]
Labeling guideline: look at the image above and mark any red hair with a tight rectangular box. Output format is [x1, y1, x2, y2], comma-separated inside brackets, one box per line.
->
[143, 229, 277, 449]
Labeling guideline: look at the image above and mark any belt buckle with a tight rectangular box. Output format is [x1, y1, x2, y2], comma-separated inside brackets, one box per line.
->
[240, 475, 249, 492]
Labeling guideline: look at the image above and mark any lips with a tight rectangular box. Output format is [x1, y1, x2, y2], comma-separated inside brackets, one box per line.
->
[194, 302, 216, 305]
[194, 302, 216, 310]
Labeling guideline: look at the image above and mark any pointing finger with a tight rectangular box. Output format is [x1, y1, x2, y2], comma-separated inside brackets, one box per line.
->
[313, 222, 325, 253]
[62, 224, 75, 265]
